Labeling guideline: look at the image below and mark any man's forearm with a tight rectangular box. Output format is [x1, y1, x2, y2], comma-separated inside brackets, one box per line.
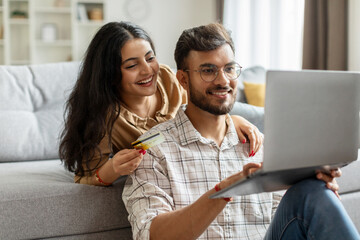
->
[150, 187, 228, 240]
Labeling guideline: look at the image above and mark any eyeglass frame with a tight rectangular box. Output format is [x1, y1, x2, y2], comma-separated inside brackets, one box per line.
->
[182, 62, 242, 82]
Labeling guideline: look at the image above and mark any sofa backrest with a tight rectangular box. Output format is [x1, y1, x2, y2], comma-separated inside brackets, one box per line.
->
[0, 61, 80, 162]
[236, 65, 266, 103]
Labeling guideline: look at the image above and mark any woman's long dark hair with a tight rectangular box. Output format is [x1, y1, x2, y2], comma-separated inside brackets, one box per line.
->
[59, 21, 155, 176]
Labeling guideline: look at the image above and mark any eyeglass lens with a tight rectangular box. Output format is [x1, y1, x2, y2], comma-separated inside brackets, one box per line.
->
[200, 63, 241, 82]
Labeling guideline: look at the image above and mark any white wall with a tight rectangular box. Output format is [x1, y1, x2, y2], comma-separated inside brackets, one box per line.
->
[348, 0, 360, 71]
[106, 0, 359, 71]
[106, 0, 217, 69]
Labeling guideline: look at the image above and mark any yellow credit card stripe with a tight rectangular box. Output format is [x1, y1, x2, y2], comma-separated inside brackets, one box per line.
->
[131, 132, 160, 146]
[131, 132, 164, 150]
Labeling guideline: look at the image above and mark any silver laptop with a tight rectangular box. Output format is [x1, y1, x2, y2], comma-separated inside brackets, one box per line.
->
[211, 70, 360, 198]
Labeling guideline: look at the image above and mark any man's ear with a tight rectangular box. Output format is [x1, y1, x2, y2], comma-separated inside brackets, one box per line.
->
[176, 70, 188, 89]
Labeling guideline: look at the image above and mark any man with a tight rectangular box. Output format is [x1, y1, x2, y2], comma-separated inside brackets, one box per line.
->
[123, 23, 359, 240]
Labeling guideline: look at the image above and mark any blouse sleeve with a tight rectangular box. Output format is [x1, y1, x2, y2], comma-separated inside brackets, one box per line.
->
[74, 135, 112, 184]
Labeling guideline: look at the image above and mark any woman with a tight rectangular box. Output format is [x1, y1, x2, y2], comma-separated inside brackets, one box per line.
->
[59, 21, 262, 186]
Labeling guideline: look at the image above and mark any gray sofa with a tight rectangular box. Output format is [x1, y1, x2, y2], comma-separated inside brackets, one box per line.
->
[0, 62, 132, 239]
[0, 61, 359, 239]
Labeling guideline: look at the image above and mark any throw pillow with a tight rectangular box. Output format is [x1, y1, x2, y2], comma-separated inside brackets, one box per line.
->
[243, 81, 266, 107]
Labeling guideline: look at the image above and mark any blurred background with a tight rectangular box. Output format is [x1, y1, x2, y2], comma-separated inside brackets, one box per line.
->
[0, 0, 358, 71]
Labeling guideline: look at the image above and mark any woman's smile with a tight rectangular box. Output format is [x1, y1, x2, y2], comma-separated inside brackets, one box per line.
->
[136, 75, 154, 86]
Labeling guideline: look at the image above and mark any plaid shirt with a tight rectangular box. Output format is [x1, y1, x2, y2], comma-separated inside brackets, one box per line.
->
[123, 108, 282, 240]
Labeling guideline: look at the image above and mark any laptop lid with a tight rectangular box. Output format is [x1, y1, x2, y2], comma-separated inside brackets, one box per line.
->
[210, 70, 360, 198]
[263, 70, 360, 172]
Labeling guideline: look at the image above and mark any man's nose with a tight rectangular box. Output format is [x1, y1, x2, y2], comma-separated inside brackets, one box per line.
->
[213, 69, 230, 85]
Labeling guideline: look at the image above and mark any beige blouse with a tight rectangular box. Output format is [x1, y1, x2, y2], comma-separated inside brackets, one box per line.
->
[75, 64, 187, 184]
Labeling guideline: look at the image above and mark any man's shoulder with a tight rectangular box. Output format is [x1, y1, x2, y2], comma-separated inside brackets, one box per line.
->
[141, 115, 179, 140]
[138, 108, 189, 149]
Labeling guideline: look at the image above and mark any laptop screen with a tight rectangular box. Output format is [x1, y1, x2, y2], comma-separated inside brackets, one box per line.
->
[263, 70, 360, 172]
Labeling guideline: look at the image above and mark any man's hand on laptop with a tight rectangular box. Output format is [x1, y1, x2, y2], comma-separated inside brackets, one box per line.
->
[219, 162, 263, 190]
[316, 168, 342, 199]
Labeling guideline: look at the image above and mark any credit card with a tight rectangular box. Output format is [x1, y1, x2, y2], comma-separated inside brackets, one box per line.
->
[131, 132, 165, 150]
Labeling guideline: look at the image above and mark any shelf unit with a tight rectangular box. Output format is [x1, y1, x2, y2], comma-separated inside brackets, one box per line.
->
[0, 0, 5, 64]
[0, 0, 106, 65]
[1, 2, 5, 64]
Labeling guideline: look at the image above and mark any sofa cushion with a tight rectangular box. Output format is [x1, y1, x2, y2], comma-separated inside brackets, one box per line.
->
[236, 65, 266, 103]
[0, 62, 80, 162]
[243, 81, 266, 107]
[0, 160, 131, 239]
[230, 102, 265, 133]
[338, 158, 360, 194]
[339, 191, 360, 231]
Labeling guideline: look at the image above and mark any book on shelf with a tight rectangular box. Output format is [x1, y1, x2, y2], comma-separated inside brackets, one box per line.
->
[0, 24, 3, 39]
[77, 4, 88, 22]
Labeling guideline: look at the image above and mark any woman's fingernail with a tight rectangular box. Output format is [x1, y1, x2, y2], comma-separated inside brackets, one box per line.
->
[242, 139, 246, 144]
[139, 149, 146, 155]
[249, 151, 254, 157]
[336, 192, 341, 200]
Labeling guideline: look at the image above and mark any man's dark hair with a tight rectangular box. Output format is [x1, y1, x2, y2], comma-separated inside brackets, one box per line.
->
[174, 23, 235, 70]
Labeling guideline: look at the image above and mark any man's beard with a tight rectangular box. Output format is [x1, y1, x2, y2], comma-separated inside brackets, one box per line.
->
[188, 79, 236, 115]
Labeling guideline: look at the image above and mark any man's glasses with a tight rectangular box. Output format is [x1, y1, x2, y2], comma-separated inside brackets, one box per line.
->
[183, 62, 242, 82]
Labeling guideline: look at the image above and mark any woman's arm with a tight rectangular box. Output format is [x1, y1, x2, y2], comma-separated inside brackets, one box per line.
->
[230, 115, 264, 157]
[94, 149, 144, 186]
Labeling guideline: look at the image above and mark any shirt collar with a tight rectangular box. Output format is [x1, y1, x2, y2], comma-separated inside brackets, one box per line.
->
[175, 106, 239, 148]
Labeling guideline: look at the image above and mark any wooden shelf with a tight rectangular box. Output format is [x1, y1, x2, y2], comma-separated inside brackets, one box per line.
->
[9, 18, 29, 25]
[34, 7, 71, 14]
[10, 59, 30, 65]
[35, 39, 72, 47]
[77, 0, 104, 4]
[76, 20, 103, 27]
[1, 0, 106, 65]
